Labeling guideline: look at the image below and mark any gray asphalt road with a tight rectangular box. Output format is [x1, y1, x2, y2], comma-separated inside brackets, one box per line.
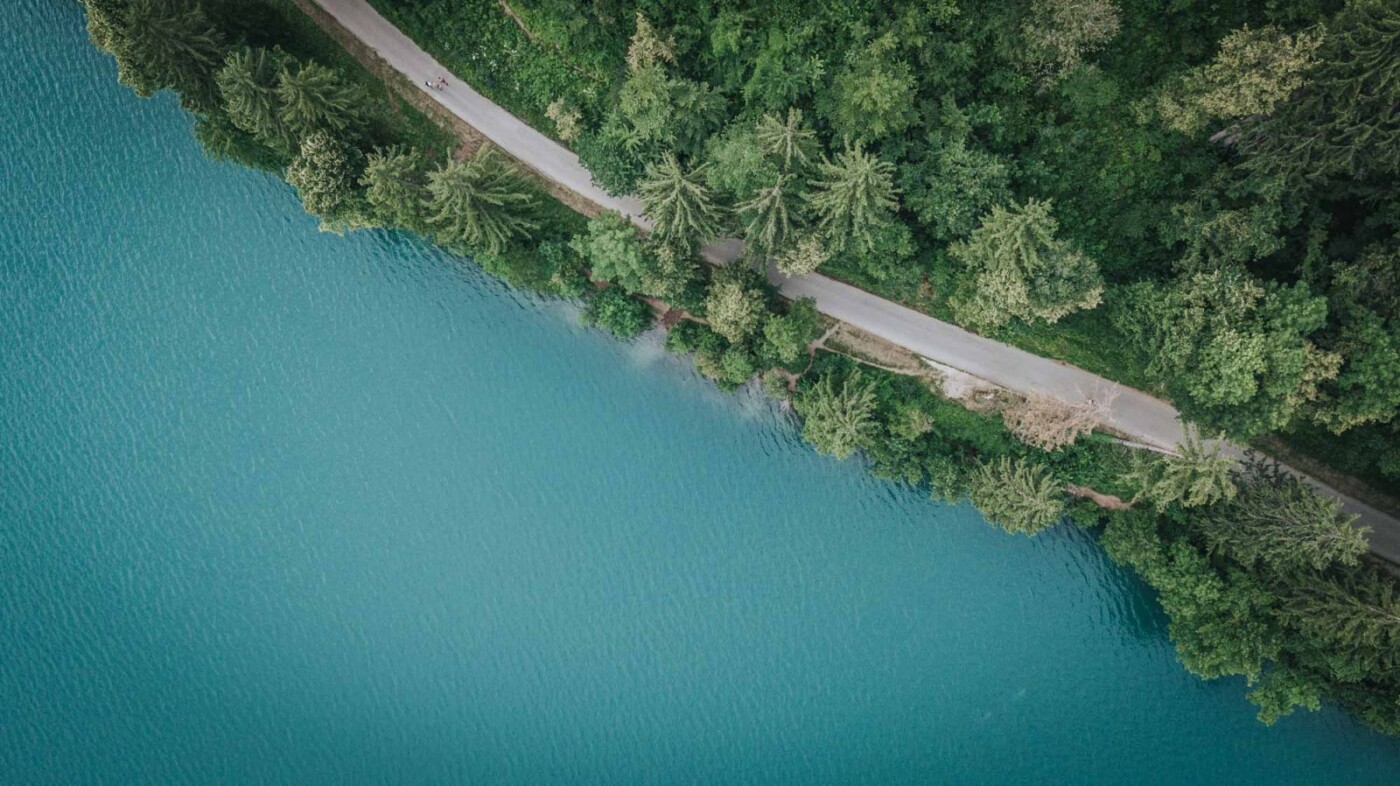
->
[314, 0, 1399, 564]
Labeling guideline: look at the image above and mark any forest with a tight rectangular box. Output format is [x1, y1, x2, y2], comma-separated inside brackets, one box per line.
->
[370, 0, 1400, 501]
[81, 0, 1400, 735]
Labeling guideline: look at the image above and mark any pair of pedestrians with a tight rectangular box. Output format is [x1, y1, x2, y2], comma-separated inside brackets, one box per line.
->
[423, 76, 448, 90]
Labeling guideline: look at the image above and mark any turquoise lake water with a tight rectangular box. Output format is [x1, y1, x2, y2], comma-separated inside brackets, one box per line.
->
[2, 2, 1398, 783]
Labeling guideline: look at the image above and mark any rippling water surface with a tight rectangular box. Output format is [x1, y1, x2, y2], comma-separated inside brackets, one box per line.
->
[2, 2, 1399, 784]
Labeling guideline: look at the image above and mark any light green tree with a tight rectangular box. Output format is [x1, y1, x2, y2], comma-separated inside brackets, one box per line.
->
[276, 61, 368, 141]
[425, 147, 538, 254]
[804, 144, 899, 255]
[966, 456, 1065, 535]
[950, 199, 1103, 329]
[1158, 25, 1323, 136]
[704, 269, 768, 344]
[796, 371, 878, 459]
[570, 211, 652, 293]
[286, 130, 361, 223]
[755, 108, 819, 172]
[360, 145, 428, 228]
[775, 232, 829, 276]
[637, 154, 725, 250]
[737, 173, 799, 258]
[704, 122, 779, 201]
[1126, 434, 1238, 511]
[1022, 0, 1122, 85]
[1118, 271, 1340, 437]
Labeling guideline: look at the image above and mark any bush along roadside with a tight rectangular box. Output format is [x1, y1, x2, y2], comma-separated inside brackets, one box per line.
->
[82, 0, 1400, 737]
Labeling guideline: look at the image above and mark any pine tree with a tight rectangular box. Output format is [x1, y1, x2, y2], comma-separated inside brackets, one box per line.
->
[966, 456, 1065, 535]
[736, 173, 799, 258]
[217, 46, 295, 151]
[84, 0, 225, 111]
[425, 147, 539, 255]
[755, 108, 818, 172]
[1126, 434, 1238, 511]
[1276, 567, 1400, 678]
[804, 144, 899, 255]
[637, 154, 725, 250]
[360, 146, 429, 229]
[1198, 467, 1370, 573]
[277, 61, 368, 142]
[1240, 0, 1400, 181]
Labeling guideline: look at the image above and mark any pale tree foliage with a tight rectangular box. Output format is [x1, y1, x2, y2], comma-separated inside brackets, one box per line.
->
[1198, 466, 1370, 573]
[796, 371, 878, 459]
[637, 154, 725, 250]
[950, 198, 1103, 329]
[639, 243, 697, 303]
[756, 108, 819, 172]
[704, 272, 767, 343]
[775, 232, 829, 276]
[1022, 0, 1122, 84]
[805, 144, 899, 254]
[426, 147, 538, 254]
[736, 173, 798, 257]
[1125, 433, 1238, 511]
[967, 456, 1065, 535]
[286, 130, 360, 222]
[545, 99, 582, 142]
[1003, 388, 1117, 451]
[1159, 25, 1323, 136]
[625, 12, 676, 72]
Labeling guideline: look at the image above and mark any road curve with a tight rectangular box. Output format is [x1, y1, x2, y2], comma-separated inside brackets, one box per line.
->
[312, 0, 1399, 563]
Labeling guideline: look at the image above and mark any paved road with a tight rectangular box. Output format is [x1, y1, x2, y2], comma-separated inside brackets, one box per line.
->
[313, 0, 1399, 563]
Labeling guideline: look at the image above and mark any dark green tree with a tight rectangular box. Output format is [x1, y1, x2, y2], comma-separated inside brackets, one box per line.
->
[83, 0, 226, 111]
[217, 46, 295, 152]
[360, 145, 429, 228]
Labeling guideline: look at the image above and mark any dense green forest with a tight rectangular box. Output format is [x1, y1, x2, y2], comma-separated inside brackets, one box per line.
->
[369, 0, 1400, 498]
[82, 0, 1400, 735]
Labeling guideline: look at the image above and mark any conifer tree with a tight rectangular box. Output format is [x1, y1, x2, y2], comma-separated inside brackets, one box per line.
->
[637, 154, 725, 250]
[755, 108, 818, 172]
[217, 46, 295, 151]
[360, 145, 429, 229]
[804, 144, 899, 255]
[736, 173, 799, 258]
[277, 61, 368, 141]
[966, 456, 1065, 535]
[425, 147, 538, 255]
